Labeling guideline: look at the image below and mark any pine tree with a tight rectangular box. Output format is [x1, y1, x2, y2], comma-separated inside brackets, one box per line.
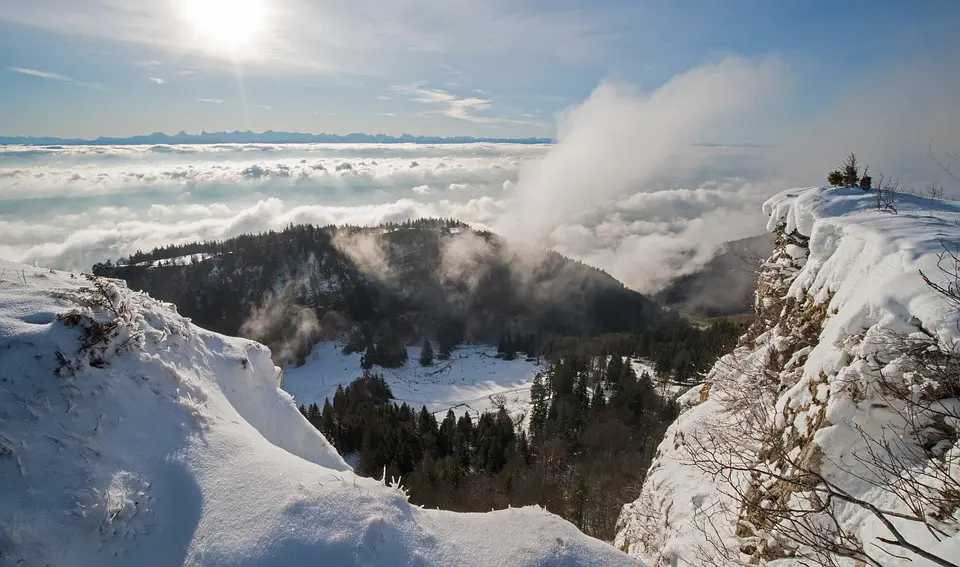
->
[529, 373, 549, 437]
[438, 409, 457, 456]
[437, 337, 452, 361]
[361, 343, 375, 369]
[306, 402, 322, 430]
[497, 334, 508, 357]
[605, 355, 624, 390]
[419, 337, 434, 366]
[573, 374, 590, 431]
[320, 399, 336, 445]
[841, 153, 859, 187]
[504, 335, 518, 360]
[417, 405, 439, 456]
[566, 472, 588, 530]
[454, 412, 474, 470]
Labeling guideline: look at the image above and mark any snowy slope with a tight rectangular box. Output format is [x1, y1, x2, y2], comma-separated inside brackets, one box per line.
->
[0, 260, 641, 567]
[615, 187, 960, 566]
[283, 342, 544, 425]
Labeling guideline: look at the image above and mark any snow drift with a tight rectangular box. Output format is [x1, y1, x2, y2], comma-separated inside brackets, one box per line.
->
[0, 261, 639, 566]
[615, 187, 960, 566]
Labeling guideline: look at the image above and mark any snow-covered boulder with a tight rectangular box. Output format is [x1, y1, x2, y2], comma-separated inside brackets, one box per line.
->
[615, 187, 960, 566]
[0, 261, 640, 567]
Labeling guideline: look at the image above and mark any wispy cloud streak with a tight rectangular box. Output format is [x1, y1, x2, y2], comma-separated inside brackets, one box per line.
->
[391, 84, 543, 127]
[9, 67, 105, 89]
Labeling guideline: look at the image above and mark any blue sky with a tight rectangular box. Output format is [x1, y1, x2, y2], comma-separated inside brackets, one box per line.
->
[0, 0, 956, 138]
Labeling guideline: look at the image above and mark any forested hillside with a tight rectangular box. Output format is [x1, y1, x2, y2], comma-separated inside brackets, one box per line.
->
[93, 220, 674, 364]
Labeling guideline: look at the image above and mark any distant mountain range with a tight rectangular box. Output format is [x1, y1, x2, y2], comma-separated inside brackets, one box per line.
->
[0, 130, 553, 146]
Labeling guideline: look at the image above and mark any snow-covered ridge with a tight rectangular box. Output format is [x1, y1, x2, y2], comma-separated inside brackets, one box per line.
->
[0, 260, 639, 566]
[615, 187, 960, 566]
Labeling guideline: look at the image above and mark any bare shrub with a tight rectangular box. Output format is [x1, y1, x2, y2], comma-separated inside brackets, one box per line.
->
[929, 184, 946, 199]
[872, 171, 900, 214]
[921, 242, 960, 313]
[55, 275, 142, 376]
[682, 320, 960, 566]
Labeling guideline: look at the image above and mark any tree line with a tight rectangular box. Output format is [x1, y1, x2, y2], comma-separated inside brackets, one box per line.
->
[298, 319, 744, 541]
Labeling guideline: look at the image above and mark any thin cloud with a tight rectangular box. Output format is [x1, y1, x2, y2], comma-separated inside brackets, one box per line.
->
[148, 77, 166, 85]
[0, 0, 613, 74]
[8, 67, 104, 89]
[257, 105, 272, 110]
[198, 98, 223, 104]
[391, 84, 542, 127]
[376, 95, 391, 100]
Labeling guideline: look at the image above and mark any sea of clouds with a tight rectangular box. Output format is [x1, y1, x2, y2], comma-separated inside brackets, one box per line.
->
[0, 140, 775, 293]
[3, 56, 958, 293]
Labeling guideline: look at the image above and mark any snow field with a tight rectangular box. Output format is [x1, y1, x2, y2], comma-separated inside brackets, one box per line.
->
[283, 342, 545, 425]
[0, 260, 641, 567]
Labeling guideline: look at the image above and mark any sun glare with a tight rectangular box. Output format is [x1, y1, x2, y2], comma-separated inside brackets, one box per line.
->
[181, 0, 266, 54]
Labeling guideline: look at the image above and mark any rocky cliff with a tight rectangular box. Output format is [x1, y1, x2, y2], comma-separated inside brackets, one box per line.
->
[615, 187, 960, 566]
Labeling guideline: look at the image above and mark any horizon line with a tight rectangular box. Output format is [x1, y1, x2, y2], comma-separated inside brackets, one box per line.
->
[0, 130, 555, 146]
[0, 130, 772, 148]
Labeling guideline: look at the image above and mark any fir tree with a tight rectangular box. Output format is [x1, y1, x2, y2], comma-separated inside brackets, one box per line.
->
[320, 399, 336, 443]
[567, 472, 588, 530]
[306, 402, 322, 430]
[529, 373, 549, 437]
[437, 338, 452, 361]
[419, 337, 434, 366]
[361, 343, 375, 369]
[417, 405, 439, 456]
[438, 409, 457, 457]
[841, 153, 860, 187]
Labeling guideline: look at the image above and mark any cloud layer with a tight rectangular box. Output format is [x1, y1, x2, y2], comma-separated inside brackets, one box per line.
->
[0, 138, 774, 293]
[3, 55, 959, 294]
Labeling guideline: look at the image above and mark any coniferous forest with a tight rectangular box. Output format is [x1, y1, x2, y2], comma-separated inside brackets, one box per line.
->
[299, 321, 744, 541]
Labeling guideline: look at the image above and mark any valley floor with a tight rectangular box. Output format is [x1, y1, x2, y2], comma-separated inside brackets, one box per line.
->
[283, 343, 545, 425]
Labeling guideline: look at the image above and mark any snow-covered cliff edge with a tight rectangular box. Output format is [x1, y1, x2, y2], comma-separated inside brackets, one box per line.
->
[615, 187, 960, 566]
[0, 261, 639, 567]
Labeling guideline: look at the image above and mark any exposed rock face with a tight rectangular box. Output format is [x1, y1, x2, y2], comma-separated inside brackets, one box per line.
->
[615, 187, 960, 566]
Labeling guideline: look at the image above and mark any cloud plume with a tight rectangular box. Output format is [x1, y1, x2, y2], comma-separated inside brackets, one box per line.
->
[494, 56, 787, 291]
[240, 279, 321, 364]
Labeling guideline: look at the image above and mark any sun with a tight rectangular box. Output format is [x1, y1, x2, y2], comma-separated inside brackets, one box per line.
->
[180, 0, 266, 54]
